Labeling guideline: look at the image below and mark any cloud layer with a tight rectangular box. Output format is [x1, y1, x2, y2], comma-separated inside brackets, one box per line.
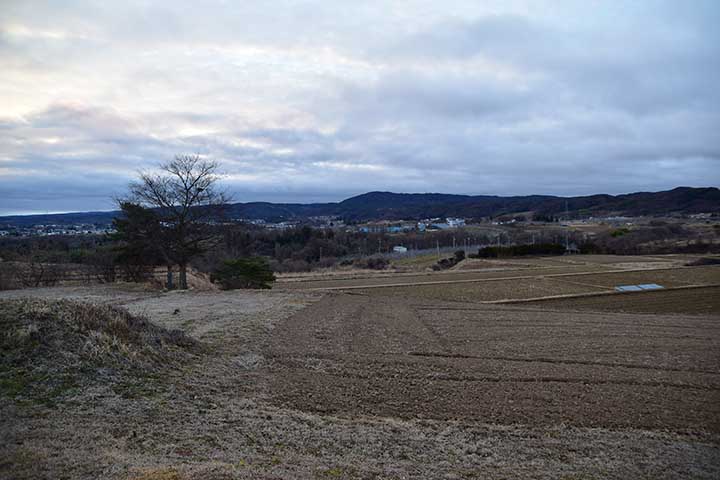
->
[1, 0, 718, 214]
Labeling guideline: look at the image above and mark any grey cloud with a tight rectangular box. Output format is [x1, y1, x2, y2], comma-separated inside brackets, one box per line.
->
[340, 70, 537, 121]
[0, 1, 718, 214]
[384, 7, 720, 117]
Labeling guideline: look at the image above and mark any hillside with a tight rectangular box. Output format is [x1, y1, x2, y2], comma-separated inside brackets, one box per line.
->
[1, 187, 718, 227]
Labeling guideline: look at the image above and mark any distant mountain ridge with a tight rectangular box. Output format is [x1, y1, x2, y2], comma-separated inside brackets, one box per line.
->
[1, 187, 718, 227]
[216, 186, 720, 221]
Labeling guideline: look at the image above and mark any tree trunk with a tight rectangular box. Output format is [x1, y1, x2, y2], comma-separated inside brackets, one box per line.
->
[166, 265, 174, 290]
[179, 263, 188, 290]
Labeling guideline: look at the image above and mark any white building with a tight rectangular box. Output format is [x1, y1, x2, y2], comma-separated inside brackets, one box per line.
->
[446, 217, 466, 228]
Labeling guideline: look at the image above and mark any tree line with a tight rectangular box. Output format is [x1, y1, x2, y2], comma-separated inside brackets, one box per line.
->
[2, 155, 718, 291]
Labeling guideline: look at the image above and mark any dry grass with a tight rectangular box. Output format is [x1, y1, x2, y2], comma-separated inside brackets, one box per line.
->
[128, 468, 183, 480]
[391, 253, 440, 270]
[452, 258, 541, 270]
[0, 299, 198, 405]
[357, 277, 609, 302]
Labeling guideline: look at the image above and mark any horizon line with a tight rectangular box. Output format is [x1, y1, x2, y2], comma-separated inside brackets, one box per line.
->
[0, 185, 715, 218]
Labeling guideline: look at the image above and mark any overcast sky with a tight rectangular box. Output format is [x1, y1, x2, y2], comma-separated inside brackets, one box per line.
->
[1, 0, 718, 214]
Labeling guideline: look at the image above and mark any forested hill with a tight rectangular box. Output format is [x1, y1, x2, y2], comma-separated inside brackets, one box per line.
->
[317, 187, 720, 221]
[1, 187, 718, 226]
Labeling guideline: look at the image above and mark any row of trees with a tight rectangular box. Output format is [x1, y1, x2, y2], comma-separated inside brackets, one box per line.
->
[472, 243, 569, 258]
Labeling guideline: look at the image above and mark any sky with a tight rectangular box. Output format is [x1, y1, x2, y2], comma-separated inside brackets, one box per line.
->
[0, 0, 718, 215]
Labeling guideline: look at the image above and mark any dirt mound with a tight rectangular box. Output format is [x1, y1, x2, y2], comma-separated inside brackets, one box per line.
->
[0, 299, 199, 405]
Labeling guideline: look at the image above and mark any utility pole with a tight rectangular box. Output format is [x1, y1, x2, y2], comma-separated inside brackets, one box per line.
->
[436, 240, 440, 260]
[565, 200, 569, 222]
[563, 200, 570, 253]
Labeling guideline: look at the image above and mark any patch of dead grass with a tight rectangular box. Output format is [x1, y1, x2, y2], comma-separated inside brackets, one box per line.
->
[0, 299, 199, 405]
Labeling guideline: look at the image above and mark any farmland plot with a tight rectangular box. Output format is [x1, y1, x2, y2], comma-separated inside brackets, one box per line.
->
[2, 258, 719, 479]
[356, 277, 611, 302]
[527, 285, 720, 315]
[268, 293, 720, 433]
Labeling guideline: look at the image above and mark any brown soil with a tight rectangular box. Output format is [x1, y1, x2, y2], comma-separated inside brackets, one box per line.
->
[267, 293, 720, 433]
[557, 265, 720, 288]
[356, 277, 611, 302]
[452, 258, 541, 270]
[277, 264, 614, 290]
[524, 285, 720, 315]
[2, 274, 719, 479]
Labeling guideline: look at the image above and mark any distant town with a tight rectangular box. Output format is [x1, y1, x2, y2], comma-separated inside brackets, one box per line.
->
[0, 223, 116, 238]
[2, 212, 717, 239]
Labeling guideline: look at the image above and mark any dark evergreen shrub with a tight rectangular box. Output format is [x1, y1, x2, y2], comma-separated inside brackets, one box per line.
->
[211, 257, 276, 289]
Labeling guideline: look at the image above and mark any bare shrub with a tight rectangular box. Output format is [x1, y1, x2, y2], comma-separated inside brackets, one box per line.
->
[354, 256, 390, 270]
[0, 262, 21, 290]
[685, 257, 720, 266]
[271, 259, 312, 273]
[85, 250, 117, 283]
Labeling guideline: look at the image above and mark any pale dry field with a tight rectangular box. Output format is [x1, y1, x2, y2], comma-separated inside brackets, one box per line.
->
[1, 255, 719, 479]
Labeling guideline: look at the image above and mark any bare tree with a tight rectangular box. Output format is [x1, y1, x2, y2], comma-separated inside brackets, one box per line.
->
[122, 154, 229, 289]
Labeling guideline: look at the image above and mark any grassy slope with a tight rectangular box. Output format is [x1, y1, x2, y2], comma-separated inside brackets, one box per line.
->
[0, 299, 198, 406]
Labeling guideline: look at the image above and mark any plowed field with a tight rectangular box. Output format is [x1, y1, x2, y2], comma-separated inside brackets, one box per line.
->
[268, 293, 720, 433]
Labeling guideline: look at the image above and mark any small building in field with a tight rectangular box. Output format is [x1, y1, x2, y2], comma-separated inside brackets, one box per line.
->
[446, 217, 466, 228]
